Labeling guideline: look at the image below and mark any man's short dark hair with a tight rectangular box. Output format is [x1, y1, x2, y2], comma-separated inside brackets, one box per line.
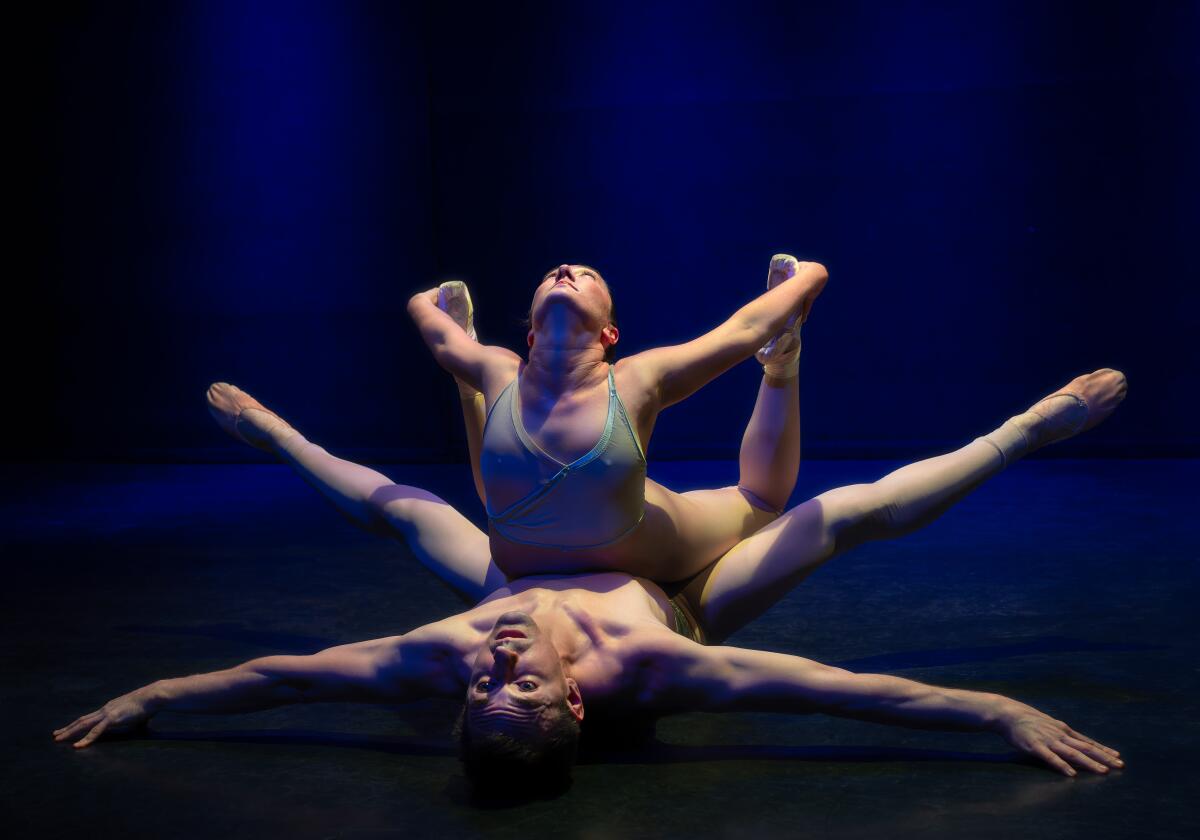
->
[456, 701, 581, 796]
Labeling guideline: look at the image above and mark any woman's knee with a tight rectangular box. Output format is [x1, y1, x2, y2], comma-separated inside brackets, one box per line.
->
[367, 485, 443, 531]
[737, 485, 786, 518]
[822, 482, 898, 551]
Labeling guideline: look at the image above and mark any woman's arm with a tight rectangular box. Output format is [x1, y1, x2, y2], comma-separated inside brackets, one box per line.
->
[407, 289, 520, 396]
[638, 638, 1123, 777]
[53, 632, 463, 749]
[623, 261, 827, 409]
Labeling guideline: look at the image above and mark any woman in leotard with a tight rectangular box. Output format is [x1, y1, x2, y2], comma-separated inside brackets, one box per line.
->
[404, 256, 828, 583]
[205, 254, 819, 595]
[205, 254, 1126, 608]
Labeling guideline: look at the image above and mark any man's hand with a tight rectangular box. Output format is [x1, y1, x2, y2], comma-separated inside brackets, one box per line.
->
[998, 705, 1124, 776]
[53, 688, 155, 749]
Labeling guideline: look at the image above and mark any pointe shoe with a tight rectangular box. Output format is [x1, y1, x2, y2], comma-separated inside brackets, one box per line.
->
[756, 254, 803, 377]
[206, 382, 294, 452]
[1022, 369, 1129, 446]
[438, 280, 477, 341]
[438, 280, 483, 398]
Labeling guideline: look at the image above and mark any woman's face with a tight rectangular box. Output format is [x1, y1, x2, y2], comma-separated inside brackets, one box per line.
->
[529, 264, 613, 329]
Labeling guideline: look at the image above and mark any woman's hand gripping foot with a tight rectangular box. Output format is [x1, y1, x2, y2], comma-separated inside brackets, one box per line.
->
[756, 254, 826, 379]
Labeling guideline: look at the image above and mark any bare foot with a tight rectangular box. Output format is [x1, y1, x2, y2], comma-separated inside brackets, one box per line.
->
[1016, 369, 1128, 447]
[206, 383, 296, 453]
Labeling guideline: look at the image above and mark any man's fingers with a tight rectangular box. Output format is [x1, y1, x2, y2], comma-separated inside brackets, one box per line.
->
[74, 719, 109, 749]
[1064, 736, 1124, 768]
[1051, 741, 1109, 774]
[1033, 743, 1076, 776]
[53, 716, 84, 737]
[1067, 727, 1119, 756]
[54, 714, 98, 742]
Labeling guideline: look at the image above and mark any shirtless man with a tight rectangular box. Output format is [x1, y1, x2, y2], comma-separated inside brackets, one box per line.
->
[55, 371, 1128, 787]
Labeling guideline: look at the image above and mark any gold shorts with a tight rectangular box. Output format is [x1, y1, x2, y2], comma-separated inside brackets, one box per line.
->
[668, 594, 707, 645]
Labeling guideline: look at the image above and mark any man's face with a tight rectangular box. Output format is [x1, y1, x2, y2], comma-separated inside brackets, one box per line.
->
[528, 264, 613, 330]
[466, 611, 582, 736]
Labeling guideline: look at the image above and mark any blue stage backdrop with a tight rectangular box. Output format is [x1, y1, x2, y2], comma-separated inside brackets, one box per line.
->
[19, 1, 1198, 463]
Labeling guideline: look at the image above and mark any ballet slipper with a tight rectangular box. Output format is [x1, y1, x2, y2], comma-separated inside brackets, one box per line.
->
[206, 383, 295, 453]
[981, 369, 1128, 465]
[1018, 368, 1129, 445]
[756, 254, 803, 378]
[438, 280, 482, 398]
[438, 280, 477, 341]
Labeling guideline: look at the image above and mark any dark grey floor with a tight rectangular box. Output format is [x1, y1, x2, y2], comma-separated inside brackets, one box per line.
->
[2, 459, 1197, 839]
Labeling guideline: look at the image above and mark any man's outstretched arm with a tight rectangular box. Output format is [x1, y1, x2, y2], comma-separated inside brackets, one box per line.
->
[639, 638, 1124, 777]
[54, 628, 463, 749]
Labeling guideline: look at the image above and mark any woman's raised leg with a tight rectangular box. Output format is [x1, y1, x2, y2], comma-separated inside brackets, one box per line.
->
[668, 370, 801, 569]
[739, 253, 805, 513]
[436, 280, 489, 508]
[737, 371, 801, 513]
[682, 369, 1127, 641]
[666, 256, 808, 566]
[460, 390, 488, 507]
[206, 383, 505, 603]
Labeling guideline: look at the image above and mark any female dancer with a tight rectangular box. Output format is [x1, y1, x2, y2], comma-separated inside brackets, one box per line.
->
[207, 258, 1126, 624]
[402, 257, 826, 582]
[210, 254, 820, 591]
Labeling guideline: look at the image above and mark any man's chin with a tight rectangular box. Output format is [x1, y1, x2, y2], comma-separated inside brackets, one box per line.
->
[489, 611, 538, 640]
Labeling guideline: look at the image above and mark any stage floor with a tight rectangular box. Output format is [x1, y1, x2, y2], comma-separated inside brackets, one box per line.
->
[3, 459, 1196, 838]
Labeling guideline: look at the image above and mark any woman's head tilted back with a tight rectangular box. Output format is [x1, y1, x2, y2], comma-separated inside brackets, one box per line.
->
[458, 611, 584, 795]
[527, 264, 619, 363]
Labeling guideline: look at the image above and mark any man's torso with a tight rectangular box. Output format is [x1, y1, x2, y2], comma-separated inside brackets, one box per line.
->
[424, 572, 683, 705]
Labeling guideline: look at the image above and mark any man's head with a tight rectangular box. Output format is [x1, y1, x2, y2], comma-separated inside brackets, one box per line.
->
[527, 264, 619, 362]
[458, 611, 584, 793]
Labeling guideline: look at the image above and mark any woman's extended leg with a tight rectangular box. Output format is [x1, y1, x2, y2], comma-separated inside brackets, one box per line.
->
[437, 280, 489, 508]
[206, 383, 506, 603]
[681, 369, 1127, 641]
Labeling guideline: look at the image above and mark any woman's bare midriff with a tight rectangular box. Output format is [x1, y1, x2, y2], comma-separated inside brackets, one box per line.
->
[490, 478, 756, 581]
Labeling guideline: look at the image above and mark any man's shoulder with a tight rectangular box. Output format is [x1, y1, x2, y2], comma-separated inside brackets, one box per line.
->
[591, 624, 703, 694]
[371, 616, 477, 691]
[400, 615, 477, 660]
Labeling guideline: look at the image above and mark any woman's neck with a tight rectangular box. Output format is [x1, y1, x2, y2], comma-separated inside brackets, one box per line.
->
[524, 309, 608, 394]
[524, 344, 607, 394]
